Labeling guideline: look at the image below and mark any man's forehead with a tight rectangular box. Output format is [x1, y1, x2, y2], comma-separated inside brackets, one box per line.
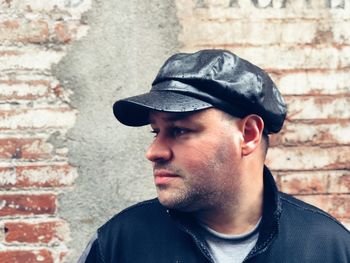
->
[147, 108, 233, 126]
[148, 111, 197, 124]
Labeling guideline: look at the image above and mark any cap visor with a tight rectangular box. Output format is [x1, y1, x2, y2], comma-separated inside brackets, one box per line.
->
[113, 91, 212, 126]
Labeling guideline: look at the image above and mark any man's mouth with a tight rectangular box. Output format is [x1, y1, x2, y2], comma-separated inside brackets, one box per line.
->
[154, 170, 179, 185]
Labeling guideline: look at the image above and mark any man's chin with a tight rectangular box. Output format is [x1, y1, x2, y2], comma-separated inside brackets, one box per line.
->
[158, 197, 180, 209]
[158, 195, 194, 212]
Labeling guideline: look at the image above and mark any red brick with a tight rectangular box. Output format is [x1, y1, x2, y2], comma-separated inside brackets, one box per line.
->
[0, 249, 53, 263]
[285, 95, 350, 120]
[53, 84, 65, 99]
[59, 251, 68, 263]
[0, 50, 21, 56]
[180, 46, 350, 71]
[278, 170, 350, 195]
[0, 194, 56, 217]
[267, 146, 350, 170]
[16, 164, 77, 187]
[0, 47, 65, 71]
[275, 70, 350, 95]
[0, 79, 50, 100]
[335, 173, 350, 193]
[296, 194, 350, 219]
[179, 18, 350, 47]
[1, 0, 91, 17]
[4, 220, 66, 244]
[0, 19, 49, 44]
[0, 107, 76, 130]
[279, 171, 328, 194]
[0, 18, 83, 45]
[54, 22, 74, 43]
[0, 138, 53, 160]
[0, 164, 78, 188]
[270, 120, 350, 146]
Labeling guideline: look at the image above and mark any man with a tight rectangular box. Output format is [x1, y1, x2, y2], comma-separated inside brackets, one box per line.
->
[79, 50, 350, 262]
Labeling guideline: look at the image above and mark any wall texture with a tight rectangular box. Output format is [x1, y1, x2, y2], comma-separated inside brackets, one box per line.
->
[0, 0, 179, 262]
[55, 1, 180, 262]
[0, 0, 89, 262]
[0, 0, 349, 262]
[175, 0, 350, 230]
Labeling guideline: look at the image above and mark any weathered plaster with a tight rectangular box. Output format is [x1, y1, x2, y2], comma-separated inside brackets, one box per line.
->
[53, 0, 180, 261]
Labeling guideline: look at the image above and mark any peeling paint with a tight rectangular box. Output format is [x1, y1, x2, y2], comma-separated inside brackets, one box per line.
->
[0, 200, 7, 210]
[0, 168, 16, 185]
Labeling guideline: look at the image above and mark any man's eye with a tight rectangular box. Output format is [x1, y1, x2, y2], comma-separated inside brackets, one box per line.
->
[172, 128, 189, 137]
[150, 130, 159, 137]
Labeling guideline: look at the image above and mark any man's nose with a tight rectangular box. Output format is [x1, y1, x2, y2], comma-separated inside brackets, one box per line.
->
[146, 137, 173, 163]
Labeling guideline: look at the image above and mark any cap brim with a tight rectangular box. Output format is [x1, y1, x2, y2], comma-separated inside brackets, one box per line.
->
[113, 91, 212, 126]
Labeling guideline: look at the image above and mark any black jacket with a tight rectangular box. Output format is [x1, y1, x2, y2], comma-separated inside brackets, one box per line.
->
[79, 167, 350, 262]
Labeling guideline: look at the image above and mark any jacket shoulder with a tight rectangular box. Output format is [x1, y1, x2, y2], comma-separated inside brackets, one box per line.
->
[279, 192, 350, 235]
[101, 198, 165, 230]
[113, 198, 162, 217]
[94, 198, 200, 262]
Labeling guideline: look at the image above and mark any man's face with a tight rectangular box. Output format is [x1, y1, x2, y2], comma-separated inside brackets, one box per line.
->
[146, 108, 245, 212]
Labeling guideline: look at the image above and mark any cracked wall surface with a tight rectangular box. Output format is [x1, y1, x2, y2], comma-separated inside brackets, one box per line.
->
[54, 1, 179, 262]
[1, 0, 349, 262]
[0, 0, 91, 262]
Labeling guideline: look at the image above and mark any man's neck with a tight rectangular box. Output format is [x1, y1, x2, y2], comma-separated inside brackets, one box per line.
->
[194, 168, 264, 235]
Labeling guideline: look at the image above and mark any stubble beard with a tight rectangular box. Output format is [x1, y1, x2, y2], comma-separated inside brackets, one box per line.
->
[157, 184, 211, 212]
[156, 169, 224, 213]
[154, 137, 240, 212]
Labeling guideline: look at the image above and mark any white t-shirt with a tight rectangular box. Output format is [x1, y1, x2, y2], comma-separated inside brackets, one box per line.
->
[201, 218, 261, 263]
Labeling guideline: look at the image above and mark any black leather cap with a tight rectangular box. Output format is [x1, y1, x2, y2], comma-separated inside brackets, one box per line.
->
[113, 49, 287, 134]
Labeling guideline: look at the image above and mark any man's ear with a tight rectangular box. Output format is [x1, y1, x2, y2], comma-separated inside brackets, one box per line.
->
[240, 115, 264, 156]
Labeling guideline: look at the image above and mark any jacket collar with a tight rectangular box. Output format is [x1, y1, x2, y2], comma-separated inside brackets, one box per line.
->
[245, 165, 282, 259]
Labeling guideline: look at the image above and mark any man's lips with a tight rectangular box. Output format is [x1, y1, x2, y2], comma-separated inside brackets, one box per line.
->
[154, 170, 179, 185]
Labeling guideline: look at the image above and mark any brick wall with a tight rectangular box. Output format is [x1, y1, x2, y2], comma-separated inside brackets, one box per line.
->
[0, 1, 89, 262]
[1, 0, 350, 261]
[176, 0, 350, 228]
